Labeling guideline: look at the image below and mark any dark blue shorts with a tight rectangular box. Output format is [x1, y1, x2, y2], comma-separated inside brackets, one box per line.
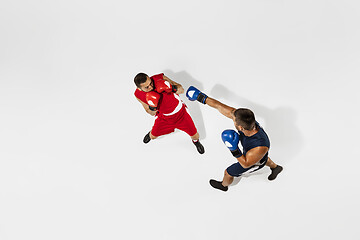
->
[226, 155, 268, 177]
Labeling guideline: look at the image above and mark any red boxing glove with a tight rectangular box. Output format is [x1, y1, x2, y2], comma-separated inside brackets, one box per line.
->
[151, 73, 164, 81]
[145, 91, 161, 110]
[155, 80, 177, 93]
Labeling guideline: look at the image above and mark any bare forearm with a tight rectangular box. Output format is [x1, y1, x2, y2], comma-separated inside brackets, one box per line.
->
[205, 97, 236, 119]
[175, 85, 184, 94]
[136, 97, 157, 116]
[146, 108, 157, 116]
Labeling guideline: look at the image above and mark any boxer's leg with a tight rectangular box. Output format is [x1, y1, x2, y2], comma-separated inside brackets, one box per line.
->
[149, 132, 158, 140]
[190, 132, 204, 154]
[209, 170, 232, 192]
[143, 131, 158, 143]
[190, 132, 199, 141]
[177, 107, 205, 154]
[210, 162, 252, 191]
[266, 157, 283, 180]
[143, 116, 174, 144]
[266, 157, 277, 168]
[222, 169, 234, 186]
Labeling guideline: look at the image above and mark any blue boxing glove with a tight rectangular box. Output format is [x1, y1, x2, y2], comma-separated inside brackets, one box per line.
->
[186, 86, 208, 104]
[221, 130, 243, 158]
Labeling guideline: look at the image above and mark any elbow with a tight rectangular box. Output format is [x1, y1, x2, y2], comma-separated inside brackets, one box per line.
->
[146, 109, 156, 116]
[237, 157, 251, 168]
[243, 163, 252, 168]
[176, 86, 185, 94]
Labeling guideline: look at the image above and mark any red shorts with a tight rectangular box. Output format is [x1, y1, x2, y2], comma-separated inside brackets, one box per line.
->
[151, 104, 197, 137]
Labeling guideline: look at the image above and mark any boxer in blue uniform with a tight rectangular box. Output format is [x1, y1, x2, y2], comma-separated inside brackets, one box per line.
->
[186, 86, 283, 191]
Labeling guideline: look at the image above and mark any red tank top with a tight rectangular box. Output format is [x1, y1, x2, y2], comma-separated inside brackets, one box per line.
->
[134, 73, 182, 116]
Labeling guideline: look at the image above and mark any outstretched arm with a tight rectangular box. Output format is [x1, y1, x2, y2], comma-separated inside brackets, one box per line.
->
[185, 86, 235, 119]
[205, 97, 236, 120]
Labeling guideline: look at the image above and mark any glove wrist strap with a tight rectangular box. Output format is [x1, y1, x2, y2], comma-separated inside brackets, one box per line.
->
[231, 148, 243, 158]
[197, 93, 208, 104]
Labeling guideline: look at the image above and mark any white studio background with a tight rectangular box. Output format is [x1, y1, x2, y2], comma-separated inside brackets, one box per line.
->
[1, 0, 360, 239]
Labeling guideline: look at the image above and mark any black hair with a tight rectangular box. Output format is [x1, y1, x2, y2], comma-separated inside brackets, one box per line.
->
[134, 73, 148, 88]
[233, 108, 256, 130]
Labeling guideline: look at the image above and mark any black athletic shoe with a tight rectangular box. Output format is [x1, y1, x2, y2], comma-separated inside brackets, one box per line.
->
[192, 140, 205, 154]
[143, 132, 151, 144]
[209, 179, 228, 192]
[268, 165, 283, 181]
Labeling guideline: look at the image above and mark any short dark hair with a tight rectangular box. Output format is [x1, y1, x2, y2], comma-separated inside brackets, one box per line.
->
[233, 108, 256, 130]
[134, 73, 148, 88]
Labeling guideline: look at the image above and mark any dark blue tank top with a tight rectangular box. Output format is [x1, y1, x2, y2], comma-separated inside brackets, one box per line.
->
[238, 122, 270, 165]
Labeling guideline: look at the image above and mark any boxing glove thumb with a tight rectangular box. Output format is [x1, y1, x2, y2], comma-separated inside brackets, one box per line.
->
[155, 80, 175, 93]
[186, 86, 208, 104]
[145, 91, 161, 110]
[221, 129, 242, 158]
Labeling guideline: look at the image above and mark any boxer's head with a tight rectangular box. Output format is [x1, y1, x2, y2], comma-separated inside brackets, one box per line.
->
[233, 108, 256, 132]
[134, 73, 154, 92]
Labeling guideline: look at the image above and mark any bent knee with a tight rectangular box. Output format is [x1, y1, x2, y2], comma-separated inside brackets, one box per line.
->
[224, 169, 233, 177]
[191, 132, 199, 138]
[150, 132, 158, 139]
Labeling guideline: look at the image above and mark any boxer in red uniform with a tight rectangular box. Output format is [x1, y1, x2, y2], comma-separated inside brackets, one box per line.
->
[134, 72, 205, 154]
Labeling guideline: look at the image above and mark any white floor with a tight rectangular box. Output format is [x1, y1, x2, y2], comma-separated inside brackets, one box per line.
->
[1, 1, 360, 239]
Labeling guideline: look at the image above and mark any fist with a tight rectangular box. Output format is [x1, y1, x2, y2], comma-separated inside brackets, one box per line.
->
[186, 86, 207, 104]
[221, 129, 242, 158]
[145, 91, 161, 110]
[155, 80, 175, 93]
[221, 130, 240, 151]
